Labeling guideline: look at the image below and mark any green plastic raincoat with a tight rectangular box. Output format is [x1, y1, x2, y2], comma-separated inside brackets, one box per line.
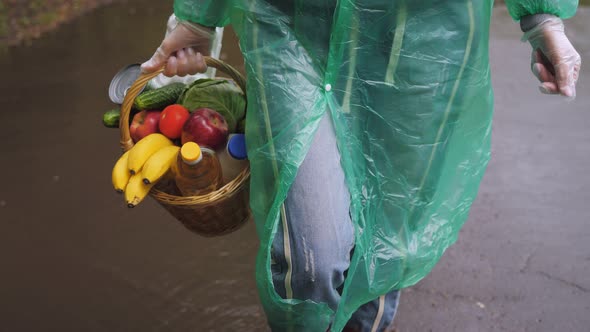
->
[174, 0, 578, 330]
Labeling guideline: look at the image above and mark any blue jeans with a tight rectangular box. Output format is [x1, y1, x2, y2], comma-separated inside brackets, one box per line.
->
[270, 112, 400, 332]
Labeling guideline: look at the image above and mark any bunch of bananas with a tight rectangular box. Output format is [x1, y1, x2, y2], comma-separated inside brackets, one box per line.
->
[112, 133, 180, 208]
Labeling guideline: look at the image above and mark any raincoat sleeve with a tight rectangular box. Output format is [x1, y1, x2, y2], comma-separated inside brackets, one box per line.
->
[173, 0, 232, 27]
[505, 0, 578, 20]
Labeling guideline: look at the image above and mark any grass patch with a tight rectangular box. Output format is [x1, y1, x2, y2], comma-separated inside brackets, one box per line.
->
[1, 0, 115, 46]
[0, 2, 7, 40]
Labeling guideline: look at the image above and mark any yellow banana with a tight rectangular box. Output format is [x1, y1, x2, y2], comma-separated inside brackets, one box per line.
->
[127, 133, 173, 175]
[141, 145, 180, 185]
[125, 172, 154, 208]
[112, 150, 131, 193]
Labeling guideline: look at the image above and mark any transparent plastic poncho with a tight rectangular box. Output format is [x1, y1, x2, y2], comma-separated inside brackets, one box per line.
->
[174, 0, 578, 330]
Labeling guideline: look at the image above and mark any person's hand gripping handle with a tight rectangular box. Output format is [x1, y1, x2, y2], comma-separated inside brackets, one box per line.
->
[141, 21, 214, 77]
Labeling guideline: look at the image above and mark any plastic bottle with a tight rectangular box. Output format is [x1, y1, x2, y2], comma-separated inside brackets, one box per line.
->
[173, 142, 223, 196]
[217, 134, 248, 184]
[154, 172, 181, 196]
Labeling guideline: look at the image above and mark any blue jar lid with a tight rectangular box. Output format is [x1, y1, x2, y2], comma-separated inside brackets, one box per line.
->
[228, 134, 247, 160]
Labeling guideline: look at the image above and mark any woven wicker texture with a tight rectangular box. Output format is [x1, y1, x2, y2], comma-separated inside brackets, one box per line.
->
[119, 57, 251, 237]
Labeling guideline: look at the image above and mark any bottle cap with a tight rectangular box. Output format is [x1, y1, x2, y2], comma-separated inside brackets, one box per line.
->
[181, 142, 202, 164]
[227, 134, 247, 160]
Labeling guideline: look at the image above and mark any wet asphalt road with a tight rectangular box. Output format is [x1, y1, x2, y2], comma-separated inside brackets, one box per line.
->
[0, 3, 588, 332]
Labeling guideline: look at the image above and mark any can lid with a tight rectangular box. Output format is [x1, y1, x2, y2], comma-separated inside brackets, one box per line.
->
[181, 142, 202, 165]
[108, 64, 145, 104]
[227, 134, 247, 160]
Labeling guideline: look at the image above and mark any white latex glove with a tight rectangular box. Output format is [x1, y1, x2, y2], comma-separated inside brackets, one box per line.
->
[141, 21, 214, 77]
[523, 16, 581, 98]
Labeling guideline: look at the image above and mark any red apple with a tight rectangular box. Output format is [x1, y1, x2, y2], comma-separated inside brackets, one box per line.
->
[181, 108, 229, 149]
[130, 110, 161, 143]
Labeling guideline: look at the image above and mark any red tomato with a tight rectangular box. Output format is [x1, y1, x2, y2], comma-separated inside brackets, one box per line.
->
[159, 105, 190, 139]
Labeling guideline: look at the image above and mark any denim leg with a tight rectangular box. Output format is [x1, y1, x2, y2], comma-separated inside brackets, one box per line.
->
[269, 111, 400, 331]
[271, 111, 355, 311]
[344, 291, 401, 332]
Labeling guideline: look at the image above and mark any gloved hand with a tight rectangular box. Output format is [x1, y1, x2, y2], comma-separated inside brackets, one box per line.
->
[522, 16, 581, 98]
[141, 21, 214, 77]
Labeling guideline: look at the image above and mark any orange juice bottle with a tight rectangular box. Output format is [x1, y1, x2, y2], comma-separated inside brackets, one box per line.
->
[173, 142, 223, 196]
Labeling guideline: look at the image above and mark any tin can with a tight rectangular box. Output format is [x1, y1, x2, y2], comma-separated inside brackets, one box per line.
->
[108, 64, 151, 104]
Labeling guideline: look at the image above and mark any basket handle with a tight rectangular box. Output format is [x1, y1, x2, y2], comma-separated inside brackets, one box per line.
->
[119, 57, 247, 151]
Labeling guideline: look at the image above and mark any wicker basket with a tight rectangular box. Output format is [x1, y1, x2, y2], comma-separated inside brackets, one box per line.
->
[118, 57, 251, 237]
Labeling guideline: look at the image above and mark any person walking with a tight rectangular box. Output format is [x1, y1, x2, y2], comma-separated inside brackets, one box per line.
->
[141, 1, 581, 331]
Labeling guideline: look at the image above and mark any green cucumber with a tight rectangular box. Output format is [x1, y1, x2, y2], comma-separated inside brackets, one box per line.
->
[133, 83, 186, 110]
[102, 108, 141, 128]
[102, 108, 121, 128]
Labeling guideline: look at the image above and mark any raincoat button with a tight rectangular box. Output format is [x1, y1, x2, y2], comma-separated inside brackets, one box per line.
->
[324, 83, 332, 92]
